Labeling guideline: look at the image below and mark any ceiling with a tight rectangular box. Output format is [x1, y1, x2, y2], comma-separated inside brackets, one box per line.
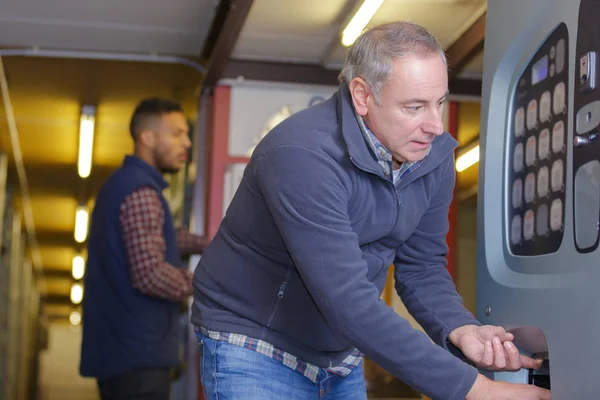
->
[232, 0, 486, 71]
[0, 0, 486, 321]
[0, 0, 218, 55]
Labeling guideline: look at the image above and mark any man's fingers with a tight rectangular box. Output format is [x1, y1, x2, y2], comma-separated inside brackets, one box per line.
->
[482, 340, 494, 367]
[537, 387, 552, 400]
[520, 354, 544, 370]
[491, 326, 513, 342]
[492, 337, 506, 369]
[503, 341, 521, 369]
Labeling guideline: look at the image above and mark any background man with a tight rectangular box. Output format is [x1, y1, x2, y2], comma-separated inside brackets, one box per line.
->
[80, 98, 208, 400]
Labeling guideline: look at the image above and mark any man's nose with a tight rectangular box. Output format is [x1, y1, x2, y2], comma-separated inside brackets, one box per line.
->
[183, 134, 192, 149]
[423, 109, 445, 136]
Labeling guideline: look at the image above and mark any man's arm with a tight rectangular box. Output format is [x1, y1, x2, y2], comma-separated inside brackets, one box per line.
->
[394, 154, 480, 347]
[120, 187, 193, 302]
[254, 145, 477, 400]
[176, 228, 210, 256]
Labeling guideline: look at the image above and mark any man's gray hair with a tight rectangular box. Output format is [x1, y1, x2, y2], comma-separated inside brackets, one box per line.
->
[339, 21, 447, 103]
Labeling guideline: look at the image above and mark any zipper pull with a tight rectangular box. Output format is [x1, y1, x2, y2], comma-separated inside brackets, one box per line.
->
[277, 281, 287, 298]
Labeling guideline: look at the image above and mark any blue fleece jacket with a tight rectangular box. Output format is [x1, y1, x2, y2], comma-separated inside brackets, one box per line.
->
[191, 84, 479, 399]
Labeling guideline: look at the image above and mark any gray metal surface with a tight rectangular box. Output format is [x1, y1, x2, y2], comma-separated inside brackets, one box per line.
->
[477, 0, 599, 397]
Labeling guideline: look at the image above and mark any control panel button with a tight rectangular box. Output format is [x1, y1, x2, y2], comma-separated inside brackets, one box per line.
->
[550, 198, 563, 231]
[540, 91, 551, 122]
[537, 166, 549, 198]
[538, 128, 550, 159]
[514, 142, 524, 172]
[526, 136, 537, 166]
[515, 107, 525, 137]
[553, 82, 566, 115]
[551, 159, 564, 192]
[527, 99, 538, 130]
[513, 179, 523, 209]
[525, 172, 536, 203]
[552, 120, 565, 153]
[523, 209, 535, 240]
[511, 215, 522, 245]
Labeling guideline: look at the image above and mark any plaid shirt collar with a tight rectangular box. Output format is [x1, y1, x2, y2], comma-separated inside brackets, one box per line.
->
[354, 111, 429, 185]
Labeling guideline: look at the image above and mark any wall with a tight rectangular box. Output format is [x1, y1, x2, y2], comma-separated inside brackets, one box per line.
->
[456, 205, 478, 314]
[455, 100, 482, 315]
[39, 324, 98, 400]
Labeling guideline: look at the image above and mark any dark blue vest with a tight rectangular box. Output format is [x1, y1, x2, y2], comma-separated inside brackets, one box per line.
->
[80, 155, 182, 379]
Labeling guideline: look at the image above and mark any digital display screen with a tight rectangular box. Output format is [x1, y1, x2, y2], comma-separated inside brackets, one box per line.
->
[532, 55, 549, 85]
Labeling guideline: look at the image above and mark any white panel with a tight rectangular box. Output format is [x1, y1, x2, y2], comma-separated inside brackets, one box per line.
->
[223, 163, 247, 218]
[227, 81, 337, 158]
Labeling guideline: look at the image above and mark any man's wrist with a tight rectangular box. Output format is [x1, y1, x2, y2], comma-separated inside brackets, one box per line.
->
[465, 374, 491, 400]
[448, 324, 478, 347]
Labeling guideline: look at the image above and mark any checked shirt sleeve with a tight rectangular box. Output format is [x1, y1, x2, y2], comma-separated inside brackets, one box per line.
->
[120, 187, 193, 302]
[175, 228, 209, 256]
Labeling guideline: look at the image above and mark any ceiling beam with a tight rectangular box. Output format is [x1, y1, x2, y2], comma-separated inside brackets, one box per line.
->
[12, 164, 115, 197]
[223, 59, 340, 86]
[35, 230, 82, 249]
[42, 295, 73, 305]
[223, 59, 482, 97]
[201, 0, 254, 90]
[38, 269, 73, 280]
[448, 78, 482, 98]
[446, 11, 486, 78]
[319, 0, 363, 67]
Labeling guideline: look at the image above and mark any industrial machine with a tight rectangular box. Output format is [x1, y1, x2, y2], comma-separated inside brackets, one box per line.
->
[477, 0, 600, 397]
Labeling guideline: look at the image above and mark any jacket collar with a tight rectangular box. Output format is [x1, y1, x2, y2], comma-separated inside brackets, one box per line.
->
[337, 83, 459, 181]
[122, 155, 169, 191]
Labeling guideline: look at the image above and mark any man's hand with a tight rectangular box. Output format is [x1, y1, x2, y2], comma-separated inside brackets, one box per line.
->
[448, 325, 543, 371]
[466, 374, 551, 400]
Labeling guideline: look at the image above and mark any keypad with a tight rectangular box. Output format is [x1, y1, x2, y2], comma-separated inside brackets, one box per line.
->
[507, 24, 568, 255]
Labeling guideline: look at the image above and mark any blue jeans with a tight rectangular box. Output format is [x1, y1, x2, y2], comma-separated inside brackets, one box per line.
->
[197, 333, 367, 400]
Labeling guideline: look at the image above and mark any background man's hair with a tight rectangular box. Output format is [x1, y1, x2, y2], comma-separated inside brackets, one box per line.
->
[129, 98, 183, 139]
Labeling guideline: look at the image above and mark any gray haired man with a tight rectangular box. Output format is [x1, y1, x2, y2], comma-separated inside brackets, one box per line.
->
[191, 21, 551, 400]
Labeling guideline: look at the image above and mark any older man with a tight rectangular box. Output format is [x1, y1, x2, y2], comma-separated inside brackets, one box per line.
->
[192, 22, 551, 400]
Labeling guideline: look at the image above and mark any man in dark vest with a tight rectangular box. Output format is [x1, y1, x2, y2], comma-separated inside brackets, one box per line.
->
[80, 98, 208, 399]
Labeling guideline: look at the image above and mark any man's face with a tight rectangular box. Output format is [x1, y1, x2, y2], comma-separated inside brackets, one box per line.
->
[352, 53, 448, 165]
[151, 112, 191, 174]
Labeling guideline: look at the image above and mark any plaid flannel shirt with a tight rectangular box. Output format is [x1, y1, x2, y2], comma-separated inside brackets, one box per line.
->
[196, 326, 363, 382]
[355, 112, 428, 184]
[120, 186, 207, 302]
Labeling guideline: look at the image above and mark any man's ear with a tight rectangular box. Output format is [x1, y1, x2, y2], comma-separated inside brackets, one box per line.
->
[348, 77, 371, 116]
[138, 129, 155, 148]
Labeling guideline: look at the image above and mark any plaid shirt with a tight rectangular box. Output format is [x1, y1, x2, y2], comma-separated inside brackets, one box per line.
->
[355, 113, 427, 185]
[120, 186, 208, 302]
[197, 326, 363, 382]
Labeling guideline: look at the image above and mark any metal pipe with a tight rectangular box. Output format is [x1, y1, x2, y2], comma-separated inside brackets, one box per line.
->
[0, 47, 207, 74]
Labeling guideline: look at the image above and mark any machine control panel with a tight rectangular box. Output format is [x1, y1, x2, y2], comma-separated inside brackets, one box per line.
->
[573, 0, 600, 252]
[507, 23, 569, 256]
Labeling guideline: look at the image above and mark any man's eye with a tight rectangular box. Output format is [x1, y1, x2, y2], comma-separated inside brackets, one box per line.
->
[407, 106, 423, 112]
